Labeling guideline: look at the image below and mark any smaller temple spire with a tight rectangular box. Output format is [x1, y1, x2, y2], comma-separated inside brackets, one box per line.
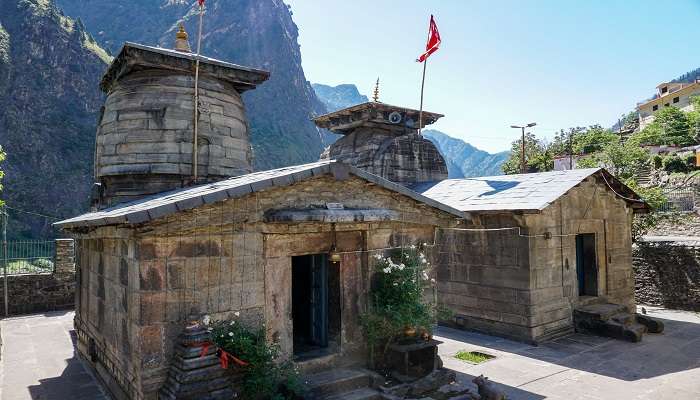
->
[174, 24, 192, 53]
[372, 77, 380, 102]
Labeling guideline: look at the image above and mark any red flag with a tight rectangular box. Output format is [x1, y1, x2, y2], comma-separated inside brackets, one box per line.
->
[198, 0, 205, 6]
[417, 15, 441, 63]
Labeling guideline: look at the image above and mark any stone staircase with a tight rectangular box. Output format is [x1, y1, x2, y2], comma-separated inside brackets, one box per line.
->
[303, 368, 384, 400]
[573, 302, 663, 342]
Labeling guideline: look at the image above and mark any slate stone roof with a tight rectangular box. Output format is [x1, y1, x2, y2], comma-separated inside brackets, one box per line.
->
[55, 161, 463, 229]
[100, 42, 270, 93]
[410, 168, 649, 213]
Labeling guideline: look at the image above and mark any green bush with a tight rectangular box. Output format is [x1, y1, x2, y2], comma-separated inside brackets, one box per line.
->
[652, 155, 663, 169]
[684, 153, 697, 169]
[662, 155, 688, 173]
[211, 319, 301, 400]
[360, 247, 450, 365]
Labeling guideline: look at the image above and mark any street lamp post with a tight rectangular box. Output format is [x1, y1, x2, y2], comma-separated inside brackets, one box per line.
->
[510, 122, 537, 173]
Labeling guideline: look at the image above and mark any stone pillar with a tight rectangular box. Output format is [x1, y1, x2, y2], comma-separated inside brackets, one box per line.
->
[54, 238, 75, 278]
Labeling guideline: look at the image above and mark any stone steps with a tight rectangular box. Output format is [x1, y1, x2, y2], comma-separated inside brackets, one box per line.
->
[304, 368, 382, 400]
[573, 302, 658, 342]
[326, 387, 383, 400]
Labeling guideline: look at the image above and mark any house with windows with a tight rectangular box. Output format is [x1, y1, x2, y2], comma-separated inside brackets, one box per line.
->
[638, 80, 700, 129]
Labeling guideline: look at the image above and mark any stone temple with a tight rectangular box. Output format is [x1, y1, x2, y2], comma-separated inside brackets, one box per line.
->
[93, 41, 268, 208]
[314, 101, 448, 185]
[56, 26, 654, 400]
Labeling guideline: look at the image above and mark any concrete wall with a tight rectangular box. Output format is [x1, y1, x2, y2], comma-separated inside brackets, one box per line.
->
[72, 174, 454, 400]
[437, 176, 636, 343]
[633, 241, 700, 311]
[0, 239, 76, 315]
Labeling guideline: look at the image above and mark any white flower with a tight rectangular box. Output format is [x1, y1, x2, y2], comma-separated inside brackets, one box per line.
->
[393, 282, 398, 286]
[228, 332, 234, 337]
[230, 320, 236, 326]
[422, 272, 429, 280]
[373, 254, 383, 260]
[397, 263, 405, 271]
[410, 244, 416, 249]
[202, 315, 211, 326]
[383, 267, 391, 274]
[234, 311, 240, 317]
[430, 278, 436, 283]
[423, 242, 428, 247]
[220, 334, 224, 338]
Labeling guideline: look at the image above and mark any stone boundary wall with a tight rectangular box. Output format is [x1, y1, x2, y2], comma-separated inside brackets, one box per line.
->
[0, 239, 76, 315]
[647, 212, 700, 237]
[633, 241, 700, 311]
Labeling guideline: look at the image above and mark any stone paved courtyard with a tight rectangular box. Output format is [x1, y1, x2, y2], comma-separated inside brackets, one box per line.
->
[436, 306, 700, 399]
[0, 311, 108, 400]
[1, 307, 699, 399]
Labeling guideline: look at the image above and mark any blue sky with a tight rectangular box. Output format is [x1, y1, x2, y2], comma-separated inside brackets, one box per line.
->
[286, 0, 700, 153]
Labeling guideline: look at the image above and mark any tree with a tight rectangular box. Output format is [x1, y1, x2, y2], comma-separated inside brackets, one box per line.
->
[631, 106, 695, 146]
[501, 133, 553, 174]
[576, 141, 649, 181]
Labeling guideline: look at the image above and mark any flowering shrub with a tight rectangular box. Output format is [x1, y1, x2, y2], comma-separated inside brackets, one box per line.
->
[210, 314, 302, 400]
[360, 245, 449, 362]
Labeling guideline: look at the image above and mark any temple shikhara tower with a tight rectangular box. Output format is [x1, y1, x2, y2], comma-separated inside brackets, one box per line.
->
[314, 97, 448, 185]
[93, 36, 269, 208]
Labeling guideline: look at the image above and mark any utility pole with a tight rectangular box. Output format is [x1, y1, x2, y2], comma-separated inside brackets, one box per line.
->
[2, 206, 7, 317]
[569, 129, 573, 170]
[511, 122, 537, 173]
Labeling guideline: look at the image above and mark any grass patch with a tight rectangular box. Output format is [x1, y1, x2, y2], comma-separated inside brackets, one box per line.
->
[454, 350, 494, 364]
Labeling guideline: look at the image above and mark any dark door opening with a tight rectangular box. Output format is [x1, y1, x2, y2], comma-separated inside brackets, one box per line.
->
[575, 234, 598, 296]
[292, 254, 340, 359]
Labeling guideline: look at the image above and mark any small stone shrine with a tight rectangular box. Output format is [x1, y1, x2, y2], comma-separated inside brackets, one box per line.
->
[314, 95, 448, 186]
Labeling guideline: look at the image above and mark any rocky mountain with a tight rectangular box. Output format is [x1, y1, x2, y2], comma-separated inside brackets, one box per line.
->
[0, 0, 109, 239]
[312, 83, 368, 112]
[422, 130, 508, 178]
[55, 0, 327, 170]
[312, 83, 508, 178]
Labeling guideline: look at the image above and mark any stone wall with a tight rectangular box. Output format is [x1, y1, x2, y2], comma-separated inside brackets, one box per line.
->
[436, 176, 637, 343]
[633, 241, 700, 310]
[325, 127, 448, 185]
[71, 174, 456, 400]
[647, 212, 700, 237]
[0, 239, 76, 315]
[96, 70, 253, 208]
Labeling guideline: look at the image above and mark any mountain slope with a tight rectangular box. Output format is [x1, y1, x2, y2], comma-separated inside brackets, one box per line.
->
[0, 0, 109, 238]
[55, 0, 326, 170]
[422, 130, 508, 178]
[312, 83, 368, 112]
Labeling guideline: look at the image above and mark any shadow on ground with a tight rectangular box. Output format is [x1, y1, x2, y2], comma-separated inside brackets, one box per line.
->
[437, 311, 700, 382]
[26, 330, 107, 400]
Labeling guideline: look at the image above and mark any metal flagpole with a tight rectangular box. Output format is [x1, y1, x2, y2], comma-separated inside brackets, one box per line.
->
[3, 206, 8, 317]
[192, 2, 205, 183]
[418, 59, 427, 135]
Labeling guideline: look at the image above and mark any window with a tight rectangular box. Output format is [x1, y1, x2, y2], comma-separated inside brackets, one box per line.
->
[673, 97, 680, 103]
[661, 87, 668, 94]
[665, 103, 670, 107]
[652, 105, 658, 111]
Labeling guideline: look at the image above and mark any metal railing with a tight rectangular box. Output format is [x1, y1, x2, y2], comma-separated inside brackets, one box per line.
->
[658, 187, 696, 212]
[0, 240, 55, 275]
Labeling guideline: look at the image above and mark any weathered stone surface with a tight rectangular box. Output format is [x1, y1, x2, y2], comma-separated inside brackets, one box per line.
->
[633, 241, 700, 311]
[323, 128, 448, 186]
[95, 54, 261, 207]
[0, 239, 76, 315]
[437, 177, 637, 343]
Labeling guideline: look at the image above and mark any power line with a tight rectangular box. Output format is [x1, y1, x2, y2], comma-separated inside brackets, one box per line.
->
[4, 206, 61, 221]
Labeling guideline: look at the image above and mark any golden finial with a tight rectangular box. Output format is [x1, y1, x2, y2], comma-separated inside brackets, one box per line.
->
[372, 77, 380, 102]
[174, 24, 192, 53]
